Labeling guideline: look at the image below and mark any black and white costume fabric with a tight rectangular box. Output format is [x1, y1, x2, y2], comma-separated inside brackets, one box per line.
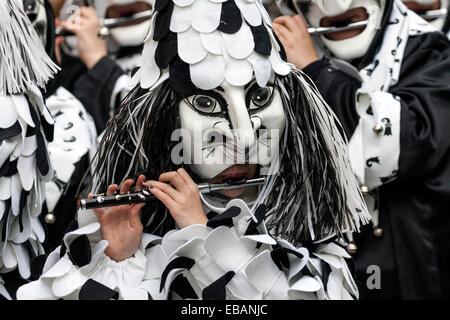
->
[302, 0, 450, 299]
[44, 87, 97, 248]
[347, 2, 435, 226]
[45, 88, 97, 213]
[15, 0, 98, 254]
[0, 0, 58, 299]
[17, 200, 358, 300]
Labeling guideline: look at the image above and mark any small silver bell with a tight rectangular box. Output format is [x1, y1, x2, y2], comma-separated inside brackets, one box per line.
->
[360, 185, 370, 195]
[373, 227, 384, 238]
[373, 124, 384, 135]
[347, 242, 358, 254]
[45, 213, 56, 225]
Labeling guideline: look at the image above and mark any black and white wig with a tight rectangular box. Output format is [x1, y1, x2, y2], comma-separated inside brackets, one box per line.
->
[92, 0, 369, 244]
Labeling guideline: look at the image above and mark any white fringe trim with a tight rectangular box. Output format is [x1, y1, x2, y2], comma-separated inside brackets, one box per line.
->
[0, 0, 59, 95]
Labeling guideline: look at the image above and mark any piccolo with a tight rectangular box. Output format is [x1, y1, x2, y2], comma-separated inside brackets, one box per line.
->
[420, 8, 448, 20]
[308, 20, 369, 35]
[55, 9, 154, 37]
[79, 177, 266, 210]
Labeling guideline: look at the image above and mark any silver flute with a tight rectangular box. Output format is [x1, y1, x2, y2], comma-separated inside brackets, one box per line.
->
[308, 20, 369, 35]
[79, 177, 266, 210]
[420, 8, 448, 20]
[55, 9, 154, 37]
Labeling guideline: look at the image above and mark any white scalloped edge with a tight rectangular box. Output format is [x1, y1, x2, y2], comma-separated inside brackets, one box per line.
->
[17, 199, 357, 300]
[136, 0, 292, 90]
[1, 85, 53, 282]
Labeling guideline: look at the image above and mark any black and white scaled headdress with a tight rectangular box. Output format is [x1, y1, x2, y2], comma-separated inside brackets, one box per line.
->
[0, 0, 58, 282]
[95, 0, 370, 243]
[133, 0, 291, 93]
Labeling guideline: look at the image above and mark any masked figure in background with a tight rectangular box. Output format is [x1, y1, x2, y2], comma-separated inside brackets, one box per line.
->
[17, 0, 370, 300]
[402, 0, 450, 37]
[0, 0, 59, 299]
[20, 0, 98, 252]
[58, 0, 154, 133]
[273, 0, 450, 299]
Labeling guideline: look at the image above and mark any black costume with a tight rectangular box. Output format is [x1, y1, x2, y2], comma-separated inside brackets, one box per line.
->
[59, 46, 142, 133]
[303, 0, 450, 299]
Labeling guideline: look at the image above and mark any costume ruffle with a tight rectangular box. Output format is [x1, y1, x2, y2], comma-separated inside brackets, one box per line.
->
[17, 199, 357, 300]
[0, 84, 53, 281]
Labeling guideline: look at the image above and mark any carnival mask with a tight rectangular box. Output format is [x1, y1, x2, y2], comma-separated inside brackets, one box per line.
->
[304, 0, 385, 60]
[179, 77, 286, 180]
[403, 0, 448, 31]
[96, 0, 154, 47]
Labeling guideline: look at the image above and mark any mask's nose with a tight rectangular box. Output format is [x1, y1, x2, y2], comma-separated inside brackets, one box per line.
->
[316, 0, 353, 16]
[212, 83, 258, 151]
[226, 86, 256, 151]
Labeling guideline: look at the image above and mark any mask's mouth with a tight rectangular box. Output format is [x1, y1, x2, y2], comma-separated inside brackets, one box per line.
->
[106, 1, 152, 27]
[209, 164, 257, 184]
[320, 7, 369, 40]
[204, 164, 258, 198]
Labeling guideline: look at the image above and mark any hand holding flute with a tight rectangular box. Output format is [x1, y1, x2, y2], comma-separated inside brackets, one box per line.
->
[92, 169, 208, 262]
[272, 15, 319, 70]
[59, 6, 107, 69]
[93, 175, 147, 263]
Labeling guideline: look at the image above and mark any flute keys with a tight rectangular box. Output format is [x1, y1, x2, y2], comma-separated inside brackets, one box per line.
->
[98, 26, 110, 39]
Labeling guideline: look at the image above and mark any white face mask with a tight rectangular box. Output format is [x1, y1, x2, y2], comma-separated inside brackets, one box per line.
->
[20, 0, 48, 46]
[178, 78, 286, 180]
[97, 0, 154, 47]
[403, 0, 449, 31]
[305, 0, 384, 60]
